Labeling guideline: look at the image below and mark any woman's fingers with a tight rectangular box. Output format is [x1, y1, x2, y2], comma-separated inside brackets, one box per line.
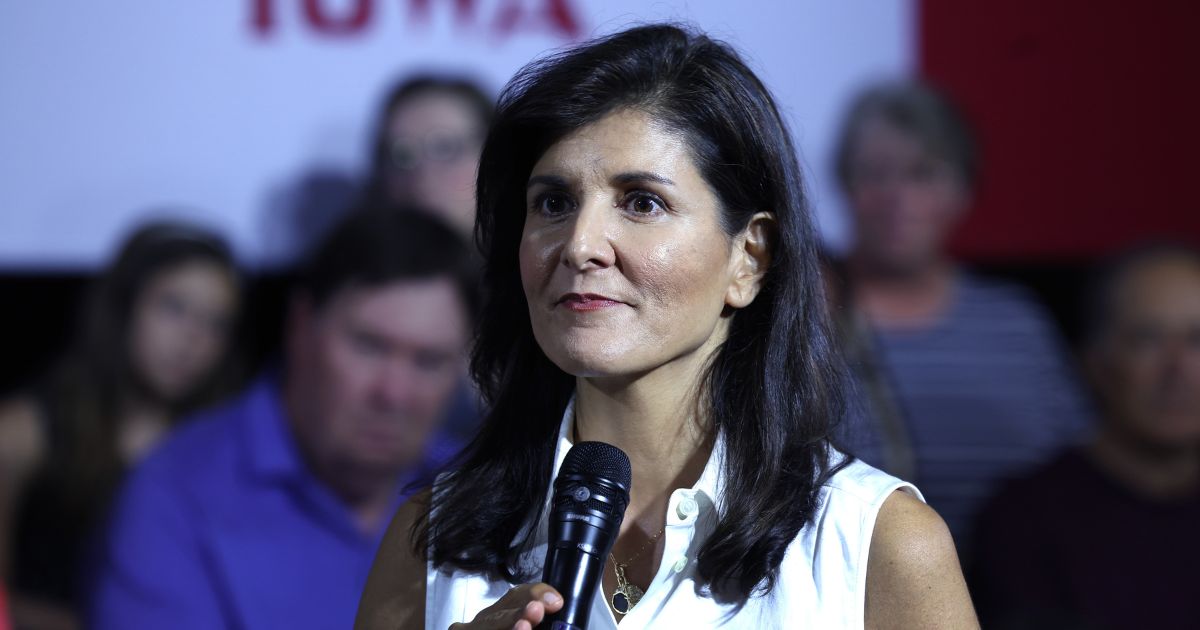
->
[508, 586, 562, 627]
[512, 601, 543, 629]
[527, 583, 564, 612]
[459, 583, 563, 630]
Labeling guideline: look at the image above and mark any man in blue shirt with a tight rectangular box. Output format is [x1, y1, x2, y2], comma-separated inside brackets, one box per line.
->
[88, 207, 479, 629]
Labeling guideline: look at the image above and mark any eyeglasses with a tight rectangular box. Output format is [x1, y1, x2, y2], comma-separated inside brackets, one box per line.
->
[388, 129, 483, 171]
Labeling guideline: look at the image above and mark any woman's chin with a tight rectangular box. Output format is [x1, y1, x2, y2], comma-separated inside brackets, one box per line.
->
[545, 346, 645, 380]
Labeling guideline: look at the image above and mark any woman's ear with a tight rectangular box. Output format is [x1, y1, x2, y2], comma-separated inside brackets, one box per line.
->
[726, 212, 776, 309]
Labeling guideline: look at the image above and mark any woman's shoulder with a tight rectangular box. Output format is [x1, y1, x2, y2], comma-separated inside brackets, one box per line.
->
[779, 454, 922, 582]
[788, 455, 977, 627]
[820, 453, 924, 511]
[864, 490, 978, 628]
[782, 454, 924, 574]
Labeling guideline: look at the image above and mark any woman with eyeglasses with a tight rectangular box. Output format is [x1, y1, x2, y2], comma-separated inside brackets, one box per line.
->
[365, 75, 494, 239]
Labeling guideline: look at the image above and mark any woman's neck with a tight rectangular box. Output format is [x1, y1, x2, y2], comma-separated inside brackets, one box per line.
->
[572, 349, 715, 533]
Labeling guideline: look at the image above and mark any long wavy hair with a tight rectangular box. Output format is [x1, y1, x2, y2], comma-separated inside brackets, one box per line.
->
[419, 24, 848, 603]
[36, 221, 243, 518]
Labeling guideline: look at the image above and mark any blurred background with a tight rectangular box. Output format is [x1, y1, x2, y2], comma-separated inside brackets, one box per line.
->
[3, 0, 915, 385]
[1, 1, 1197, 629]
[3, 0, 1196, 384]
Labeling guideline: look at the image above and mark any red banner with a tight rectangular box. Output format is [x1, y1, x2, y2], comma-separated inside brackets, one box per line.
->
[922, 0, 1200, 261]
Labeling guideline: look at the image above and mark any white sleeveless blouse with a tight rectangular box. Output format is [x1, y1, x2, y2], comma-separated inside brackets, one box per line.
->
[426, 400, 922, 629]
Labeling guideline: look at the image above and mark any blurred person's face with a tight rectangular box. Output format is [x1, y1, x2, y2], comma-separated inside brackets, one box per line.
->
[384, 91, 485, 237]
[520, 109, 766, 379]
[285, 278, 468, 489]
[1088, 256, 1200, 449]
[844, 116, 969, 275]
[128, 260, 238, 401]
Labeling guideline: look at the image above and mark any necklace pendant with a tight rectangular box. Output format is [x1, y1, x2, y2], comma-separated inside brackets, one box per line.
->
[611, 589, 631, 615]
[611, 583, 644, 615]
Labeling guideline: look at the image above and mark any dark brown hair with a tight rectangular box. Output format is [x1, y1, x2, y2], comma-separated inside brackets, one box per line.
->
[422, 23, 849, 603]
[35, 221, 242, 521]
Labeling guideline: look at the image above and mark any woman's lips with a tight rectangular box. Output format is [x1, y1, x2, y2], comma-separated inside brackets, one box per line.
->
[557, 292, 623, 312]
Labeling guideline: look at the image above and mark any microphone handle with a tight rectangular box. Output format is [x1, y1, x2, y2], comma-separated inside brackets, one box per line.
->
[538, 541, 604, 629]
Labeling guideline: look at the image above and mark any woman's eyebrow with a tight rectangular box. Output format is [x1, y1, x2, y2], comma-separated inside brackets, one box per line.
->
[611, 171, 675, 187]
[526, 174, 569, 189]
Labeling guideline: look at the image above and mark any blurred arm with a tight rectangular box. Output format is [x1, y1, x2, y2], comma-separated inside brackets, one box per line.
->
[355, 490, 428, 630]
[0, 397, 45, 580]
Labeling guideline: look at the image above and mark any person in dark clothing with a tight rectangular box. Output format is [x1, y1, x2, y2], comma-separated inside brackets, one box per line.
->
[971, 244, 1200, 630]
[0, 221, 243, 630]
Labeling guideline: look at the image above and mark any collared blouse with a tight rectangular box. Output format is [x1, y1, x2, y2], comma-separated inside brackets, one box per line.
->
[426, 399, 921, 629]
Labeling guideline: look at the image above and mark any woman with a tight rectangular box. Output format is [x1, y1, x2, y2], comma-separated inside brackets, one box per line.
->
[364, 74, 494, 239]
[357, 25, 977, 629]
[0, 220, 243, 629]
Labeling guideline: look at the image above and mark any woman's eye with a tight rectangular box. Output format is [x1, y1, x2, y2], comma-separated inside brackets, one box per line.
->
[623, 192, 666, 215]
[531, 192, 573, 216]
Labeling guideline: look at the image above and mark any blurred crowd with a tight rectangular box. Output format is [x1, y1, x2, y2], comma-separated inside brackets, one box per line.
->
[0, 73, 1196, 630]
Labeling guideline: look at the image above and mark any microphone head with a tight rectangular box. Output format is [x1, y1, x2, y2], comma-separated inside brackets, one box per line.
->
[560, 441, 632, 490]
[543, 441, 632, 628]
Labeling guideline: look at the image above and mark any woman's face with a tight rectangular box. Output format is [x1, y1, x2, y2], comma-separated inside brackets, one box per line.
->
[384, 91, 485, 237]
[128, 259, 238, 402]
[519, 108, 749, 379]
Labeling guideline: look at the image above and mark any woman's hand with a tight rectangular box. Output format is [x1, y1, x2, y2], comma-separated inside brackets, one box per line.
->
[450, 583, 563, 630]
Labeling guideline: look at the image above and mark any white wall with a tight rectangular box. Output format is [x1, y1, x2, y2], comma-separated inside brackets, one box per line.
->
[0, 0, 913, 269]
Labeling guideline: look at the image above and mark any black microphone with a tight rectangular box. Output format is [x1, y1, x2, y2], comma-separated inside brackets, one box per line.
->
[537, 441, 631, 630]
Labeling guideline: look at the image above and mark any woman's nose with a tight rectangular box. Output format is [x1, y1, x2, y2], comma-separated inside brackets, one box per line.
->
[561, 202, 616, 271]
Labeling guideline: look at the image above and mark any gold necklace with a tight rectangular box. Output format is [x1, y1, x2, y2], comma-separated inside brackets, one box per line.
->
[608, 527, 665, 616]
[570, 415, 663, 616]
